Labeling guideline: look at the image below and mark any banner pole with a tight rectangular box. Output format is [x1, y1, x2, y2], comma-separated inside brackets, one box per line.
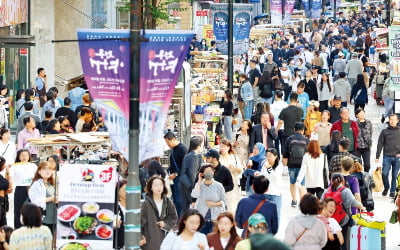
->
[228, 0, 234, 90]
[125, 0, 142, 249]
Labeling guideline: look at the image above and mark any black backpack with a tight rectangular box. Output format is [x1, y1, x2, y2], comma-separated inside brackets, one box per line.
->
[288, 139, 307, 165]
[259, 72, 273, 98]
[351, 172, 375, 211]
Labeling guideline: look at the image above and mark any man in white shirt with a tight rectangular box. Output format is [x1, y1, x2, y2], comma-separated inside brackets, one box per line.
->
[271, 90, 288, 156]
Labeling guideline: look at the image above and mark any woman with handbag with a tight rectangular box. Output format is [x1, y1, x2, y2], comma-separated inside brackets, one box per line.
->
[141, 176, 178, 250]
[296, 139, 328, 199]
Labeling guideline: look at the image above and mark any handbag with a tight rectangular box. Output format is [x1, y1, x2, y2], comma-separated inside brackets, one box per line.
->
[323, 154, 329, 188]
[215, 120, 223, 135]
[389, 209, 398, 224]
[372, 167, 384, 192]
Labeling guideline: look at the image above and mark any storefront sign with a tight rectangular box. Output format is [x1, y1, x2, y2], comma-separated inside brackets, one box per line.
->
[139, 30, 193, 163]
[270, 0, 282, 25]
[56, 164, 117, 249]
[77, 29, 130, 160]
[389, 25, 400, 88]
[19, 48, 28, 56]
[196, 10, 208, 16]
[202, 24, 214, 45]
[0, 0, 28, 27]
[210, 3, 253, 55]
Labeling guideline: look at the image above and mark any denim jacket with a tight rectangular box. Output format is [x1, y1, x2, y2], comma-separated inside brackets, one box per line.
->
[240, 81, 253, 101]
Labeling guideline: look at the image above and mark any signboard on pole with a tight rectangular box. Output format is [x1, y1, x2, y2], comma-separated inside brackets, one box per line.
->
[77, 29, 130, 160]
[270, 0, 283, 25]
[210, 3, 253, 55]
[56, 164, 117, 249]
[389, 25, 400, 113]
[311, 0, 322, 19]
[139, 30, 193, 163]
[283, 0, 296, 24]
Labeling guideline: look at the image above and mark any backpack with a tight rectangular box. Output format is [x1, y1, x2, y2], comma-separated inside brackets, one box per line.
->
[350, 172, 369, 202]
[260, 82, 273, 98]
[324, 186, 347, 224]
[288, 139, 307, 165]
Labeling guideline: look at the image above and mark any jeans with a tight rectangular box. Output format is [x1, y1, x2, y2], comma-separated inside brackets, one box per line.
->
[274, 129, 283, 156]
[244, 100, 253, 120]
[171, 176, 182, 217]
[237, 101, 245, 119]
[382, 156, 400, 194]
[288, 168, 305, 185]
[253, 86, 260, 104]
[264, 194, 282, 223]
[354, 148, 371, 172]
[223, 116, 233, 141]
[383, 96, 394, 118]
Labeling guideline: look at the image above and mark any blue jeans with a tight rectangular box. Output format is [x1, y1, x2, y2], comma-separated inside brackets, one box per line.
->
[288, 168, 305, 185]
[264, 194, 282, 224]
[223, 116, 233, 141]
[382, 156, 400, 194]
[244, 100, 253, 120]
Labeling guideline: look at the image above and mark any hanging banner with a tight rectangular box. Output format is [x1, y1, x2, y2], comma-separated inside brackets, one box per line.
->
[302, 0, 311, 18]
[56, 164, 117, 249]
[77, 29, 130, 160]
[210, 3, 253, 55]
[270, 0, 283, 25]
[283, 0, 296, 24]
[389, 26, 400, 90]
[139, 30, 193, 163]
[311, 0, 322, 19]
[203, 24, 214, 45]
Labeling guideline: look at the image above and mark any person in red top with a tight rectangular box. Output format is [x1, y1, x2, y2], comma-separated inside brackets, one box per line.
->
[330, 107, 359, 153]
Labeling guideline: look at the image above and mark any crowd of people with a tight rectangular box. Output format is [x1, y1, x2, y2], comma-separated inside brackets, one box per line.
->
[139, 3, 400, 250]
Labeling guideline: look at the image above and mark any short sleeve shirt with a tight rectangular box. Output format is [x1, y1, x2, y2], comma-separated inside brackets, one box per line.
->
[279, 105, 304, 136]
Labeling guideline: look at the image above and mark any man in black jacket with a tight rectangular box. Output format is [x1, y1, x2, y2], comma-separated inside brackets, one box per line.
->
[249, 112, 277, 152]
[204, 149, 234, 193]
[375, 114, 400, 198]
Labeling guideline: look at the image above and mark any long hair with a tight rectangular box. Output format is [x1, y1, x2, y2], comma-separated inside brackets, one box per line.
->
[329, 130, 342, 152]
[145, 176, 168, 198]
[220, 139, 236, 154]
[214, 212, 241, 248]
[31, 161, 55, 186]
[15, 149, 32, 163]
[224, 89, 233, 102]
[177, 209, 204, 235]
[320, 73, 332, 92]
[355, 73, 365, 88]
[308, 140, 322, 159]
[266, 148, 279, 169]
[237, 119, 252, 136]
[331, 173, 344, 190]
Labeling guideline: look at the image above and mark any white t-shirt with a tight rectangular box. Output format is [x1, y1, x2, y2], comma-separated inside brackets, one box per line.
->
[155, 200, 163, 217]
[259, 163, 283, 196]
[328, 217, 342, 234]
[10, 162, 37, 186]
[220, 236, 230, 249]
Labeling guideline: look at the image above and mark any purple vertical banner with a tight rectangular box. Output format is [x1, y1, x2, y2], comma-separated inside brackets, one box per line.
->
[77, 29, 130, 160]
[283, 0, 296, 24]
[139, 30, 193, 163]
[311, 0, 322, 19]
[270, 0, 283, 24]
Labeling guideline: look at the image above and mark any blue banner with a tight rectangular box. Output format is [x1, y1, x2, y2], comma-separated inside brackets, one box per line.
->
[301, 0, 311, 18]
[139, 30, 194, 163]
[77, 29, 130, 160]
[311, 0, 322, 19]
[210, 3, 253, 55]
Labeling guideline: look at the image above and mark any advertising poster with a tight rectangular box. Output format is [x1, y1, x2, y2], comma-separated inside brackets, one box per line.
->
[283, 0, 296, 24]
[56, 164, 117, 250]
[393, 0, 400, 25]
[270, 0, 282, 25]
[77, 29, 130, 160]
[389, 26, 400, 89]
[210, 4, 253, 55]
[302, 0, 311, 18]
[139, 30, 193, 163]
[311, 0, 322, 19]
[202, 24, 214, 46]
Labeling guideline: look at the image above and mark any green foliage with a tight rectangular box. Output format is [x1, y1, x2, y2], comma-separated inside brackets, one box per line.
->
[117, 0, 187, 28]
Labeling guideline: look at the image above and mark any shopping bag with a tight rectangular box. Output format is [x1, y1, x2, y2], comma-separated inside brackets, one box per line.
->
[372, 167, 384, 192]
[389, 209, 398, 224]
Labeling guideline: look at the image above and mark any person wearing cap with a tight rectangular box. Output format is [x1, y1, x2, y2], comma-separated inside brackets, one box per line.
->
[204, 149, 234, 193]
[191, 163, 226, 234]
[235, 176, 278, 237]
[234, 213, 269, 249]
[333, 72, 351, 107]
[282, 122, 309, 207]
[333, 53, 346, 81]
[329, 137, 361, 178]
[327, 95, 342, 123]
[304, 101, 321, 137]
[345, 53, 363, 88]
[180, 136, 204, 212]
[284, 194, 327, 249]
[164, 130, 188, 216]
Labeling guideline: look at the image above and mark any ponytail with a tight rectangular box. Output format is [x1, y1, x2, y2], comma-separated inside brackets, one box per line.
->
[330, 173, 344, 190]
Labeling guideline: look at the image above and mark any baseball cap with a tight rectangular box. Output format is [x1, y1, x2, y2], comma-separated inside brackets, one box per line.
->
[333, 95, 342, 100]
[352, 53, 358, 58]
[338, 52, 344, 57]
[204, 149, 220, 160]
[248, 213, 267, 226]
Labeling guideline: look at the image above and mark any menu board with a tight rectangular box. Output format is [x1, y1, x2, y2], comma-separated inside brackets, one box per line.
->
[56, 164, 117, 250]
[389, 26, 400, 91]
